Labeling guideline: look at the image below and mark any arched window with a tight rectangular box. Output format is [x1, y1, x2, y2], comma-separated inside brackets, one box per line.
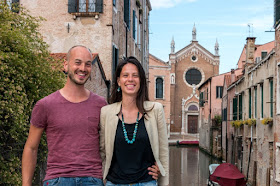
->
[188, 105, 198, 111]
[156, 77, 163, 99]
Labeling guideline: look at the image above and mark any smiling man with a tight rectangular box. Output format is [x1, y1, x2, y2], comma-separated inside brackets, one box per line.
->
[22, 45, 107, 186]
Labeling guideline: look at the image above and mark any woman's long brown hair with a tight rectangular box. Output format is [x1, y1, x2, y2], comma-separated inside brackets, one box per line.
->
[109, 56, 150, 114]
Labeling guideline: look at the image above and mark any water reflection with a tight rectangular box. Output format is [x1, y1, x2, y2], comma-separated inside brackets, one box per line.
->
[169, 146, 221, 186]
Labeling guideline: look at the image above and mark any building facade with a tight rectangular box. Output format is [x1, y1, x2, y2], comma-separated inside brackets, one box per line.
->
[21, 0, 151, 80]
[223, 37, 275, 185]
[148, 54, 171, 137]
[149, 25, 219, 136]
[274, 0, 280, 185]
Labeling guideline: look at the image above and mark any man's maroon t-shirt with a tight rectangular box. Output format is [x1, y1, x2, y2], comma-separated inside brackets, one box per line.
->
[31, 91, 107, 181]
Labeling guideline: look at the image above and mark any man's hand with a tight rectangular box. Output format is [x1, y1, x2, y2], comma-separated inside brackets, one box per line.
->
[148, 162, 161, 180]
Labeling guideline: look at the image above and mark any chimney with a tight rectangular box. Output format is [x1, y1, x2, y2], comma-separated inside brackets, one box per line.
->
[231, 69, 235, 83]
[245, 37, 256, 64]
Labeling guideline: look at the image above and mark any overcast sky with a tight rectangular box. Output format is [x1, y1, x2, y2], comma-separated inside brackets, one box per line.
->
[149, 0, 275, 73]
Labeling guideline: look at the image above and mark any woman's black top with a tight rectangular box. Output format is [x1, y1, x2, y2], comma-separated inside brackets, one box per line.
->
[106, 117, 155, 184]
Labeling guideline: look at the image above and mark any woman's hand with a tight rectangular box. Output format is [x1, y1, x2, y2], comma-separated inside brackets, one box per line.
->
[148, 162, 161, 180]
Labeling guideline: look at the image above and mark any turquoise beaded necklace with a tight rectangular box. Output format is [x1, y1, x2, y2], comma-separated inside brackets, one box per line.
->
[121, 112, 139, 144]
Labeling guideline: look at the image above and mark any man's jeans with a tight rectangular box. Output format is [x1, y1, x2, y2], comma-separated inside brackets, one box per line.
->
[105, 180, 157, 186]
[43, 177, 104, 186]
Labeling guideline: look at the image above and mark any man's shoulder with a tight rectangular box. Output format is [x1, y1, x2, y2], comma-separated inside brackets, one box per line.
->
[89, 92, 107, 106]
[36, 90, 59, 105]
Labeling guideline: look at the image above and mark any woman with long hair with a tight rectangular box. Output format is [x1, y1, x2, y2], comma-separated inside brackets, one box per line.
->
[100, 56, 169, 186]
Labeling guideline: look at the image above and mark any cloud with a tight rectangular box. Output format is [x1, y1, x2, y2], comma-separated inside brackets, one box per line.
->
[150, 0, 197, 9]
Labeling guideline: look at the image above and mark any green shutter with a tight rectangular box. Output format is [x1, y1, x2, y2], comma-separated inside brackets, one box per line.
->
[233, 97, 237, 121]
[261, 84, 264, 118]
[255, 88, 257, 118]
[275, 0, 280, 28]
[239, 94, 242, 120]
[270, 80, 273, 117]
[68, 0, 77, 13]
[124, 0, 130, 29]
[95, 0, 103, 12]
[249, 89, 251, 118]
[133, 10, 136, 39]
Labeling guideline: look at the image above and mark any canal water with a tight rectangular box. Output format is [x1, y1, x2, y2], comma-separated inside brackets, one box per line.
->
[169, 146, 221, 186]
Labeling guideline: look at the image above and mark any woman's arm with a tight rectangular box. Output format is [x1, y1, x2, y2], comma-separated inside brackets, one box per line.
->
[99, 107, 106, 174]
[156, 103, 169, 186]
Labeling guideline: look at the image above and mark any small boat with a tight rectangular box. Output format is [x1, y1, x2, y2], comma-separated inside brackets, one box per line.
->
[208, 163, 247, 186]
[208, 164, 220, 186]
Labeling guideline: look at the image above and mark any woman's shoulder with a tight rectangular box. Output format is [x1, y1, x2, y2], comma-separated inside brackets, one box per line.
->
[144, 101, 163, 110]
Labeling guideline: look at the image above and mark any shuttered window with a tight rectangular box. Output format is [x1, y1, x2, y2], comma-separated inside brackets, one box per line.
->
[112, 45, 119, 79]
[133, 10, 137, 42]
[124, 0, 130, 30]
[199, 92, 204, 107]
[261, 84, 264, 118]
[270, 80, 273, 117]
[249, 89, 251, 118]
[233, 97, 237, 121]
[275, 0, 280, 28]
[239, 94, 243, 120]
[216, 86, 223, 98]
[68, 0, 103, 13]
[254, 87, 257, 118]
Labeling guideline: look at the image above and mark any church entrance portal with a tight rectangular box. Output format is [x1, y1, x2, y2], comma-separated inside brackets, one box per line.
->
[188, 115, 198, 133]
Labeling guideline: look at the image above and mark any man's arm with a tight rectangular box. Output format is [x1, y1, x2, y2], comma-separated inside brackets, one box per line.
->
[22, 124, 44, 186]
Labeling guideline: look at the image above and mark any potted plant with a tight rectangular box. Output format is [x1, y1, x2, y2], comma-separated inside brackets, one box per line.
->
[248, 119, 256, 127]
[235, 120, 243, 128]
[213, 115, 222, 126]
[230, 121, 235, 128]
[261, 117, 273, 126]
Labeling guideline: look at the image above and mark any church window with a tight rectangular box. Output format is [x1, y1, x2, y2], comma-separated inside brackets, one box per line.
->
[188, 105, 198, 111]
[191, 55, 197, 62]
[185, 68, 202, 85]
[68, 0, 103, 13]
[156, 77, 163, 99]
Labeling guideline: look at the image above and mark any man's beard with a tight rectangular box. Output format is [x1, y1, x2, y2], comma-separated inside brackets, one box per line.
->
[68, 71, 90, 85]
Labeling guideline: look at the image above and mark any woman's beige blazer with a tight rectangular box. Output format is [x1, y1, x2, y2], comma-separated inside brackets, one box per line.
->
[100, 101, 169, 186]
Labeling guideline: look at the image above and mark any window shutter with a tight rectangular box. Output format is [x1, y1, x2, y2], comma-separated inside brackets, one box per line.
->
[275, 0, 280, 28]
[133, 10, 136, 39]
[220, 87, 223, 98]
[112, 45, 116, 78]
[68, 0, 77, 13]
[233, 97, 237, 121]
[216, 86, 218, 98]
[96, 0, 103, 12]
[261, 84, 263, 118]
[249, 89, 251, 118]
[124, 0, 130, 29]
[239, 94, 243, 120]
[270, 80, 273, 117]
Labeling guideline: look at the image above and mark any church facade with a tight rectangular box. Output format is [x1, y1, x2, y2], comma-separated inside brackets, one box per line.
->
[149, 25, 220, 135]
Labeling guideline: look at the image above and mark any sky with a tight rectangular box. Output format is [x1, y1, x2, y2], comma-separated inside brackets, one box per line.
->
[149, 0, 275, 74]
